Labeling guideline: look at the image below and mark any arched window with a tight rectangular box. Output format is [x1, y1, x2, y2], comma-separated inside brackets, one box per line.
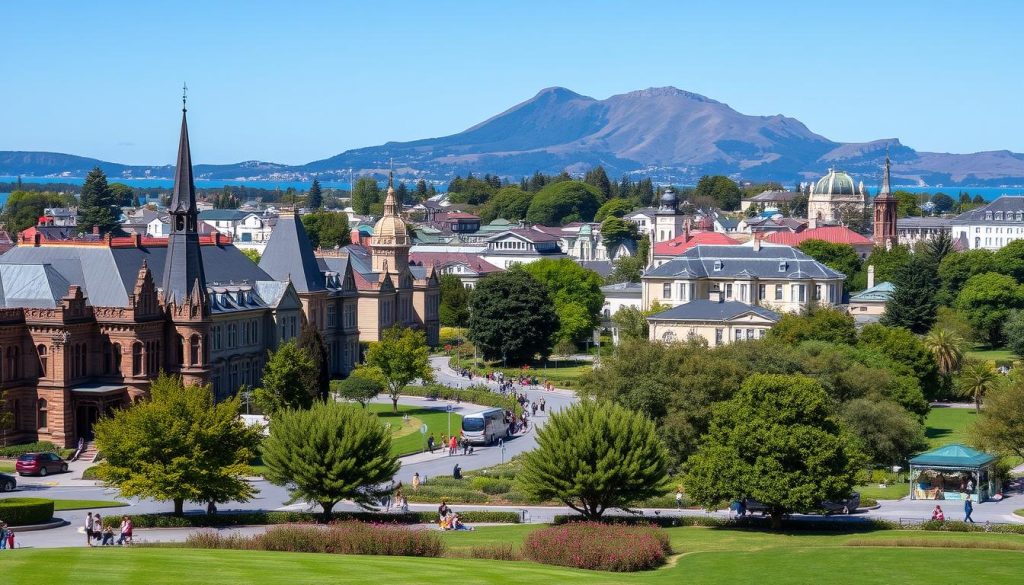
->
[37, 345, 47, 378]
[176, 334, 185, 366]
[37, 398, 48, 430]
[203, 335, 210, 363]
[132, 342, 143, 376]
[112, 343, 122, 374]
[190, 335, 201, 366]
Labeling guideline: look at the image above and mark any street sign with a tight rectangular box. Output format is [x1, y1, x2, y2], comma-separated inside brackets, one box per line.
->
[420, 424, 428, 435]
[446, 404, 453, 412]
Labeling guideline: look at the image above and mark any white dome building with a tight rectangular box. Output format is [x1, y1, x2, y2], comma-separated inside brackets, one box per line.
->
[808, 168, 866, 225]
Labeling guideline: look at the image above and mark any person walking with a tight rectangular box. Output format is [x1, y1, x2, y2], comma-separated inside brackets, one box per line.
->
[427, 435, 435, 454]
[964, 499, 975, 523]
[0, 521, 7, 550]
[675, 487, 684, 510]
[84, 512, 95, 547]
[412, 472, 421, 491]
[4, 528, 13, 550]
[117, 516, 133, 545]
[448, 434, 458, 456]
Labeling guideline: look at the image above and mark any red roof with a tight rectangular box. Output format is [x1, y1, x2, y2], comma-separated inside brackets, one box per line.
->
[653, 231, 739, 256]
[442, 212, 481, 220]
[764, 226, 872, 248]
[409, 252, 501, 274]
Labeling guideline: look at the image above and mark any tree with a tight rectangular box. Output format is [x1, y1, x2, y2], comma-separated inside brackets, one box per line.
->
[970, 372, 1024, 460]
[797, 240, 862, 286]
[694, 175, 742, 211]
[253, 341, 318, 414]
[332, 374, 383, 408]
[302, 211, 351, 249]
[522, 259, 604, 343]
[480, 186, 532, 222]
[364, 326, 433, 413]
[296, 322, 330, 402]
[77, 167, 121, 235]
[931, 193, 955, 214]
[859, 324, 941, 401]
[768, 308, 857, 346]
[957, 359, 999, 413]
[938, 249, 995, 305]
[610, 302, 668, 341]
[526, 181, 602, 225]
[94, 373, 260, 515]
[850, 244, 911, 290]
[895, 190, 924, 217]
[240, 248, 261, 263]
[955, 272, 1024, 346]
[0, 190, 76, 234]
[439, 274, 470, 327]
[993, 239, 1024, 282]
[414, 179, 429, 201]
[593, 198, 633, 222]
[108, 183, 135, 207]
[599, 216, 638, 252]
[605, 254, 645, 284]
[351, 177, 381, 215]
[518, 400, 669, 519]
[685, 374, 864, 528]
[1004, 310, 1024, 358]
[881, 253, 939, 334]
[839, 398, 926, 464]
[261, 401, 399, 521]
[468, 269, 559, 364]
[308, 178, 323, 209]
[924, 327, 966, 379]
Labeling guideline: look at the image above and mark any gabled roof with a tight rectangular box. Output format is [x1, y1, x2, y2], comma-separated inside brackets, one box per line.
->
[953, 196, 1024, 224]
[653, 231, 739, 256]
[909, 443, 996, 468]
[259, 213, 325, 293]
[849, 281, 895, 302]
[409, 252, 502, 275]
[645, 244, 845, 280]
[647, 300, 779, 323]
[600, 281, 642, 295]
[0, 264, 72, 308]
[486, 229, 561, 244]
[748, 190, 798, 203]
[764, 225, 872, 248]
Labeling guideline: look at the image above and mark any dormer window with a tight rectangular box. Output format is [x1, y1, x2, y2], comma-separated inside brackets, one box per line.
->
[986, 212, 993, 220]
[713, 260, 723, 271]
[996, 212, 1004, 220]
[778, 261, 787, 272]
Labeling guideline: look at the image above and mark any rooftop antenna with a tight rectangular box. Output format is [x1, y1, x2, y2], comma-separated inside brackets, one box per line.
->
[182, 82, 188, 112]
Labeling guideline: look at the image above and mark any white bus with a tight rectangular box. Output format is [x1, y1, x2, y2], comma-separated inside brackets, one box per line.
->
[461, 407, 506, 445]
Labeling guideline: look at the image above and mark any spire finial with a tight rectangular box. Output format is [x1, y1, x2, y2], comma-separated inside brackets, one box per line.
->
[182, 82, 188, 112]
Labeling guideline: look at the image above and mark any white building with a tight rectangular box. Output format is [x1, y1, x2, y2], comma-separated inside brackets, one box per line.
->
[478, 229, 567, 269]
[198, 210, 276, 250]
[600, 281, 642, 320]
[951, 196, 1024, 250]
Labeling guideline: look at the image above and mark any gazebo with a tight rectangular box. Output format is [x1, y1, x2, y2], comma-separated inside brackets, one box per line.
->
[909, 443, 998, 503]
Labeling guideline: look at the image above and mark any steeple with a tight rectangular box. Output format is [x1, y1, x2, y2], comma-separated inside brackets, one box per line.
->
[383, 170, 400, 216]
[161, 98, 207, 307]
[877, 149, 893, 200]
[872, 150, 898, 248]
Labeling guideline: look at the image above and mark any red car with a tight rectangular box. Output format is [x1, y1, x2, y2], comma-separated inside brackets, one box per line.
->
[15, 452, 68, 476]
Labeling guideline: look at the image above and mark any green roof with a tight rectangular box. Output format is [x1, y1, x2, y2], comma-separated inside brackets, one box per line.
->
[909, 443, 996, 468]
[849, 281, 895, 302]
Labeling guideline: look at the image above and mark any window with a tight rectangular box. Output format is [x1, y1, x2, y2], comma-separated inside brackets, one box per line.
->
[725, 283, 733, 299]
[758, 329, 767, 339]
[735, 329, 742, 342]
[112, 343, 122, 374]
[663, 283, 672, 299]
[678, 283, 687, 301]
[6, 346, 19, 380]
[746, 329, 754, 340]
[778, 261, 787, 272]
[36, 399, 47, 430]
[739, 284, 748, 302]
[212, 326, 222, 350]
[132, 343, 143, 376]
[190, 335, 201, 366]
[996, 212, 1003, 220]
[37, 344, 47, 378]
[758, 285, 766, 301]
[792, 284, 806, 303]
[327, 305, 337, 328]
[176, 334, 185, 365]
[815, 285, 823, 301]
[715, 329, 723, 346]
[775, 284, 783, 300]
[713, 260, 723, 271]
[228, 324, 237, 348]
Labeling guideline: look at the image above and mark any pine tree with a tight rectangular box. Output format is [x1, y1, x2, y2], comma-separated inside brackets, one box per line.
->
[396, 181, 409, 204]
[296, 321, 330, 401]
[308, 178, 323, 209]
[414, 179, 428, 201]
[78, 167, 121, 235]
[881, 253, 939, 334]
[584, 166, 612, 200]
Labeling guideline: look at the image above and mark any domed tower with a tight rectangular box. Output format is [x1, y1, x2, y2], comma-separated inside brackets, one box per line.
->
[654, 186, 686, 243]
[807, 168, 866, 225]
[371, 173, 410, 274]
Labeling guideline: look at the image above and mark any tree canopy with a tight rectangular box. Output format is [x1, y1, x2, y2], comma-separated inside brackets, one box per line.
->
[797, 240, 862, 286]
[301, 211, 351, 249]
[253, 341, 318, 414]
[694, 175, 742, 211]
[439, 274, 470, 327]
[296, 322, 330, 402]
[526, 181, 602, 225]
[955, 272, 1024, 346]
[970, 371, 1024, 460]
[881, 252, 939, 334]
[0, 190, 77, 234]
[94, 373, 261, 515]
[599, 216, 638, 252]
[78, 167, 122, 235]
[468, 268, 559, 364]
[351, 177, 381, 215]
[307, 178, 323, 209]
[522, 258, 604, 344]
[261, 401, 399, 521]
[479, 186, 532, 222]
[364, 326, 433, 412]
[518, 400, 669, 519]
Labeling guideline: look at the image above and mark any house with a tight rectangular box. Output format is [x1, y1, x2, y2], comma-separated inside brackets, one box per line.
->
[600, 281, 642, 320]
[740, 215, 808, 234]
[652, 229, 740, 267]
[950, 196, 1024, 250]
[41, 208, 78, 227]
[624, 207, 658, 236]
[740, 190, 799, 214]
[530, 223, 635, 262]
[478, 229, 567, 269]
[646, 293, 780, 346]
[762, 225, 874, 258]
[198, 209, 275, 246]
[408, 251, 502, 289]
[897, 217, 953, 248]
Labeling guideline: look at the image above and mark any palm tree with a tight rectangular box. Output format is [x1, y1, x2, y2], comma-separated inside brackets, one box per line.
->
[925, 328, 965, 377]
[957, 359, 999, 413]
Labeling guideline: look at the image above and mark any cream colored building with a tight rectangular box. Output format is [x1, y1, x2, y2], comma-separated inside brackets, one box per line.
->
[641, 242, 845, 315]
[807, 168, 867, 225]
[647, 294, 779, 346]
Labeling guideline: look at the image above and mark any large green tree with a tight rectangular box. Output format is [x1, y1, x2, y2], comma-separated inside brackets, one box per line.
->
[970, 371, 1024, 460]
[253, 341, 318, 414]
[364, 326, 433, 412]
[296, 322, 330, 402]
[599, 216, 638, 252]
[0, 190, 76, 234]
[859, 324, 940, 401]
[593, 198, 633, 222]
[77, 167, 122, 235]
[307, 178, 323, 209]
[694, 175, 742, 211]
[479, 186, 532, 222]
[839, 398, 925, 464]
[350, 177, 381, 215]
[993, 239, 1024, 282]
[685, 374, 864, 528]
[331, 372, 383, 408]
[301, 211, 351, 249]
[797, 240, 862, 287]
[525, 181, 602, 225]
[518, 400, 669, 519]
[94, 373, 260, 515]
[1003, 309, 1024, 358]
[957, 359, 999, 413]
[881, 252, 939, 334]
[468, 268, 559, 364]
[938, 249, 995, 305]
[522, 258, 604, 343]
[768, 307, 857, 346]
[439, 274, 470, 327]
[605, 254, 645, 284]
[261, 401, 399, 521]
[850, 245, 911, 290]
[955, 272, 1024, 346]
[583, 165, 612, 200]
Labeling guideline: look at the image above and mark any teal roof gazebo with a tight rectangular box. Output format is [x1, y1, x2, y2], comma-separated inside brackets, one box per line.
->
[908, 443, 998, 502]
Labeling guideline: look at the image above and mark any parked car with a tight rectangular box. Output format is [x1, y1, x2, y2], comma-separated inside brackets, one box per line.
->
[0, 472, 16, 491]
[821, 492, 861, 515]
[15, 452, 68, 476]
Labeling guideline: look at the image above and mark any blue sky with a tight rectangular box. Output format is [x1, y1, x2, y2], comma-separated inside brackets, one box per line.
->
[2, 1, 1020, 165]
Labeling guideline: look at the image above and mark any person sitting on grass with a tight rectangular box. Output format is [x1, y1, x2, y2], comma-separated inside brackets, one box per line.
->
[931, 505, 945, 522]
[101, 522, 115, 546]
[451, 513, 474, 531]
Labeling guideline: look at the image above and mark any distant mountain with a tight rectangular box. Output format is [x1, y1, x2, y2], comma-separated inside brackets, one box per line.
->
[4, 87, 1024, 186]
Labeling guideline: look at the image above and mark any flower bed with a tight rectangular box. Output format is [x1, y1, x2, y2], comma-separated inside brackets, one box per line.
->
[523, 522, 671, 572]
[101, 509, 519, 529]
[0, 497, 55, 526]
[185, 521, 444, 557]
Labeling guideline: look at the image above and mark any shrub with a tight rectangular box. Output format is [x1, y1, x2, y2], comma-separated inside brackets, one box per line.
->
[0, 441, 60, 458]
[102, 510, 518, 529]
[471, 477, 514, 495]
[467, 544, 522, 561]
[81, 465, 104, 481]
[524, 522, 671, 572]
[0, 497, 55, 526]
[185, 521, 445, 557]
[402, 384, 521, 415]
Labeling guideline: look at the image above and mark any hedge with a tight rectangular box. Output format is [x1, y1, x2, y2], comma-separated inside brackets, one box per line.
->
[0, 497, 55, 526]
[0, 441, 60, 458]
[551, 514, 1024, 534]
[101, 509, 520, 529]
[402, 384, 521, 414]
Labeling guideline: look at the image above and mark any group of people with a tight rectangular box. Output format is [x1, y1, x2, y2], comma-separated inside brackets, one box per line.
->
[84, 513, 132, 546]
[436, 500, 473, 531]
[456, 367, 557, 393]
[425, 433, 476, 456]
[931, 500, 976, 523]
[0, 522, 14, 549]
[381, 482, 410, 513]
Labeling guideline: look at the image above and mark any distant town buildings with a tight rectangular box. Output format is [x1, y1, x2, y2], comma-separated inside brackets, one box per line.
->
[950, 195, 1024, 251]
[807, 168, 867, 226]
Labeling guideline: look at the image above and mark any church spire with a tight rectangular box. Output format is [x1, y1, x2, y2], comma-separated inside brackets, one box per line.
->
[383, 170, 400, 216]
[162, 98, 207, 307]
[878, 148, 893, 199]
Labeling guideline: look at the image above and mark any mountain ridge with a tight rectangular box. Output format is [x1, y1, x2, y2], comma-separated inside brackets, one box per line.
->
[4, 86, 1024, 187]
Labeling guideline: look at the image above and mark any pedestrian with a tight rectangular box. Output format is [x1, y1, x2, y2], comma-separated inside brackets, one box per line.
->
[93, 514, 103, 544]
[0, 521, 7, 550]
[964, 499, 975, 523]
[71, 436, 85, 462]
[931, 505, 945, 522]
[438, 500, 450, 520]
[117, 516, 133, 545]
[540, 398, 546, 412]
[412, 472, 421, 491]
[5, 528, 13, 550]
[84, 512, 95, 547]
[448, 434, 458, 456]
[101, 522, 115, 546]
[675, 487, 684, 510]
[531, 402, 538, 416]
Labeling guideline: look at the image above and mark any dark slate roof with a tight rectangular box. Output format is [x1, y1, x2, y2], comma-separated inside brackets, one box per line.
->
[749, 190, 798, 203]
[953, 196, 1024, 224]
[258, 213, 325, 292]
[0, 264, 72, 308]
[578, 260, 614, 278]
[600, 281, 642, 295]
[647, 300, 779, 322]
[0, 243, 273, 307]
[644, 245, 844, 280]
[199, 209, 255, 222]
[896, 217, 953, 229]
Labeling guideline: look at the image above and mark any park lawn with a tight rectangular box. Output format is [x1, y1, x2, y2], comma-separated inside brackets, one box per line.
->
[52, 499, 127, 511]
[367, 403, 462, 457]
[455, 356, 594, 388]
[965, 346, 1018, 363]
[0, 461, 14, 473]
[4, 527, 1024, 584]
[924, 407, 977, 449]
[854, 482, 910, 501]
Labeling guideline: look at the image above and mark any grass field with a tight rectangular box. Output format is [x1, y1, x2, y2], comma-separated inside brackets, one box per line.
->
[854, 482, 910, 501]
[454, 356, 594, 388]
[367, 403, 463, 457]
[924, 407, 977, 448]
[965, 346, 1018, 363]
[0, 461, 14, 473]
[3, 526, 1024, 584]
[51, 499, 127, 511]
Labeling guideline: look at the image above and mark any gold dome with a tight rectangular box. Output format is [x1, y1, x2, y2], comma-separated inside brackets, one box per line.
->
[372, 181, 409, 244]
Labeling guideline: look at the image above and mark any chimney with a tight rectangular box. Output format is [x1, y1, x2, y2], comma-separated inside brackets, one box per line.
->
[867, 265, 875, 289]
[92, 225, 100, 236]
[753, 233, 762, 252]
[709, 289, 723, 303]
[213, 231, 222, 246]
